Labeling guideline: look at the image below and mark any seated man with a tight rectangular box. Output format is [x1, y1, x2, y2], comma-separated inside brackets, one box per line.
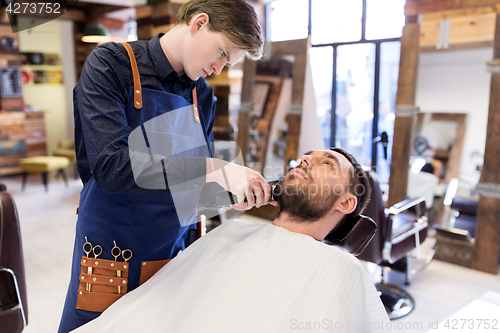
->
[73, 148, 392, 333]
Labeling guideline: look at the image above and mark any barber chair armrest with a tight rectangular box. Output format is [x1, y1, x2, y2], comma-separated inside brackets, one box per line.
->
[434, 225, 472, 242]
[385, 197, 426, 241]
[383, 197, 428, 263]
[0, 267, 27, 330]
[387, 197, 426, 217]
[450, 197, 478, 216]
[382, 219, 428, 263]
[323, 215, 377, 256]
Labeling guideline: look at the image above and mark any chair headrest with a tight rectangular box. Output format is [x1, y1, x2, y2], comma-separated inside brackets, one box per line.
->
[322, 215, 377, 256]
[0, 183, 6, 192]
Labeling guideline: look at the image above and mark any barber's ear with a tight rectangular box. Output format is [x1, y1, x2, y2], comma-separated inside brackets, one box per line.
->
[336, 194, 357, 215]
[190, 13, 209, 33]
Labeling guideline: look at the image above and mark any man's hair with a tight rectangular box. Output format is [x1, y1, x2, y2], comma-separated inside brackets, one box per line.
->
[329, 147, 371, 219]
[177, 0, 264, 60]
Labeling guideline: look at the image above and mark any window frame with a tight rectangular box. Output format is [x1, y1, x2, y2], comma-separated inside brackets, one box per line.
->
[309, 0, 401, 170]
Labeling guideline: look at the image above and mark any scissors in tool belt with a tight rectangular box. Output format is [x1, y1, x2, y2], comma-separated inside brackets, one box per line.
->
[83, 237, 102, 292]
[111, 241, 133, 294]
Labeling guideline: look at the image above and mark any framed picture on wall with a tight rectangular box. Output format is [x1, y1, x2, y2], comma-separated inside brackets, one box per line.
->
[33, 70, 47, 84]
[47, 70, 63, 84]
[0, 67, 22, 98]
[252, 82, 271, 118]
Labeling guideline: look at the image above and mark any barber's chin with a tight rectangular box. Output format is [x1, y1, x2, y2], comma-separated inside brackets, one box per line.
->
[184, 70, 199, 81]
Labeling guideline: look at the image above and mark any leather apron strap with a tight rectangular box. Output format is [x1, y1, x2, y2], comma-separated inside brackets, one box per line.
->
[120, 42, 200, 122]
[121, 42, 142, 109]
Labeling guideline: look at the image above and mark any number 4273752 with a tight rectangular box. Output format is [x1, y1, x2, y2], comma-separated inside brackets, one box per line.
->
[6, 2, 62, 15]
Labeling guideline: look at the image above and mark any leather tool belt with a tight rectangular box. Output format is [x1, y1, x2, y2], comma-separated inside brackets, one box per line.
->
[76, 257, 174, 312]
[76, 257, 129, 312]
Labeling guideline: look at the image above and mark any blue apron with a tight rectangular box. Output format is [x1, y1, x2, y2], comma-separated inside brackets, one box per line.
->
[58, 43, 211, 332]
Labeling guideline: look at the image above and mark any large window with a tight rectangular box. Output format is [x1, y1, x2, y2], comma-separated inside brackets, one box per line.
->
[311, 0, 363, 44]
[313, 0, 405, 185]
[271, 0, 405, 184]
[269, 0, 309, 42]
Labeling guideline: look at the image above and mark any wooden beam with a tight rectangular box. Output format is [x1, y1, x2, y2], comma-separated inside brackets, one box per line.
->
[285, 114, 301, 165]
[419, 12, 496, 47]
[405, 0, 462, 16]
[291, 53, 307, 106]
[152, 2, 173, 18]
[90, 4, 128, 18]
[387, 22, 420, 207]
[136, 5, 153, 19]
[463, 0, 500, 6]
[97, 17, 125, 29]
[445, 116, 466, 182]
[420, 40, 493, 51]
[271, 38, 308, 57]
[270, 38, 308, 166]
[236, 58, 256, 165]
[59, 9, 86, 21]
[472, 13, 500, 274]
[421, 4, 499, 21]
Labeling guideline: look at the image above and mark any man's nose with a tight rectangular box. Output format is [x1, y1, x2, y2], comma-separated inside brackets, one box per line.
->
[299, 155, 313, 169]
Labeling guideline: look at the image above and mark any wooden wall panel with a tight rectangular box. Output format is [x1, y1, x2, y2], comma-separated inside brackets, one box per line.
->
[419, 13, 496, 47]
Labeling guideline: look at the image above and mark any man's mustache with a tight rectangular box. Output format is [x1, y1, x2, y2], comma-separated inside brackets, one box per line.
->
[288, 165, 311, 181]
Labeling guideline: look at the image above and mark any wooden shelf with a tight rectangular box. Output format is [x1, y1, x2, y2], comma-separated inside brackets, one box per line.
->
[0, 112, 46, 176]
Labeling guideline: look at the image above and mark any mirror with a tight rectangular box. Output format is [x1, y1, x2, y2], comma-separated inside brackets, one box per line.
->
[411, 112, 467, 183]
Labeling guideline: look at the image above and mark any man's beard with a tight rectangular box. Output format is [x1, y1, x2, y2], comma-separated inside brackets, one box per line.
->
[277, 166, 340, 222]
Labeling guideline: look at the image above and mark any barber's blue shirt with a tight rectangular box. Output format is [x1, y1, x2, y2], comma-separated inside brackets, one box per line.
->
[74, 33, 215, 194]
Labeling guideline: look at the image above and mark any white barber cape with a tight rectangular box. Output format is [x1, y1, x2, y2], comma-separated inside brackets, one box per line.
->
[73, 219, 392, 333]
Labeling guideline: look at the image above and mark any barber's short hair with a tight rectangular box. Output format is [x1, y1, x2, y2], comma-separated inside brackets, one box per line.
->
[177, 0, 264, 60]
[329, 147, 371, 218]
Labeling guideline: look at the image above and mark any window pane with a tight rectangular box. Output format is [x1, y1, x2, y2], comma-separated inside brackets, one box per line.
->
[311, 0, 362, 44]
[376, 41, 400, 184]
[335, 44, 375, 168]
[270, 0, 309, 42]
[310, 46, 333, 148]
[366, 0, 405, 40]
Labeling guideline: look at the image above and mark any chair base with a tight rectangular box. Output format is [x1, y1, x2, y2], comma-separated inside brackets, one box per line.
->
[376, 283, 415, 320]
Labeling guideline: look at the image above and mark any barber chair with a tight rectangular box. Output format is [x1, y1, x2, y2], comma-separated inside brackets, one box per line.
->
[439, 179, 478, 238]
[0, 183, 28, 332]
[357, 173, 429, 320]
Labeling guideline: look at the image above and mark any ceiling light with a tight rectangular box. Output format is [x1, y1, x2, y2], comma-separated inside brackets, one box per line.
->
[81, 22, 111, 43]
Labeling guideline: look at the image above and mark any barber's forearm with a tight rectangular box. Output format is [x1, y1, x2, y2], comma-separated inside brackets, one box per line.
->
[162, 157, 207, 191]
[205, 158, 232, 185]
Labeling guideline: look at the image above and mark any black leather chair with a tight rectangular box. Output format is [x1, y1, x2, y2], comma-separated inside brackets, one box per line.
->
[0, 183, 28, 332]
[323, 215, 377, 256]
[357, 173, 429, 320]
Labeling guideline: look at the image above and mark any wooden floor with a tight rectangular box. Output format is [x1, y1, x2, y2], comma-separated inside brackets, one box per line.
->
[1, 173, 499, 333]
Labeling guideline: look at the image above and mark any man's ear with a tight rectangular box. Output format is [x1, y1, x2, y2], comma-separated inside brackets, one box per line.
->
[189, 13, 209, 34]
[336, 194, 357, 215]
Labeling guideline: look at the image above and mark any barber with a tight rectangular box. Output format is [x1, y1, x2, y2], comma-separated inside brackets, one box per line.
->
[58, 1, 268, 332]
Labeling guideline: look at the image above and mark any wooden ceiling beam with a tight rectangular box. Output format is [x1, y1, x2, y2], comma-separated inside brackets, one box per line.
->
[97, 16, 125, 29]
[405, 0, 500, 16]
[89, 4, 128, 18]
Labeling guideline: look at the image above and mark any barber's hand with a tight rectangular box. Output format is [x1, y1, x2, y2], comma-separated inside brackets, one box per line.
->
[206, 160, 272, 210]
